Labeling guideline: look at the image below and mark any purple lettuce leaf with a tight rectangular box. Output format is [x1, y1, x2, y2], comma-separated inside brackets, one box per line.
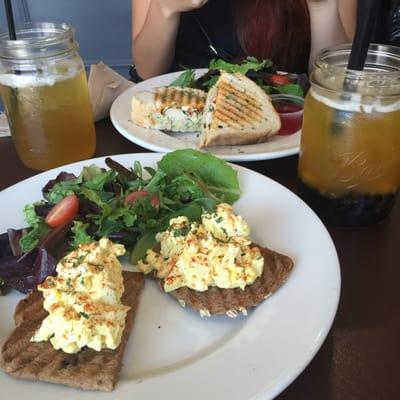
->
[0, 221, 72, 293]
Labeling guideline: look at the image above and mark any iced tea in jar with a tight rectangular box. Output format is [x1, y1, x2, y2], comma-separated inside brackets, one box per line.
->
[298, 44, 400, 226]
[0, 23, 96, 170]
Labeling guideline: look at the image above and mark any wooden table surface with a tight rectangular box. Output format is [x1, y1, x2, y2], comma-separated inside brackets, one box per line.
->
[1, 119, 399, 399]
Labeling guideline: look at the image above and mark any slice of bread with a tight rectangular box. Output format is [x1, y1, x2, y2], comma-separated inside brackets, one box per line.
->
[165, 246, 293, 317]
[0, 271, 144, 392]
[131, 86, 207, 132]
[200, 72, 281, 147]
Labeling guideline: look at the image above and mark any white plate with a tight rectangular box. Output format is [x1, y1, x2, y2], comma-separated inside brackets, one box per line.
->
[110, 69, 301, 161]
[0, 153, 340, 400]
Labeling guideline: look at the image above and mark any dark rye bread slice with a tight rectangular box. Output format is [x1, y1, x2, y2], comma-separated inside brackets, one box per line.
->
[0, 271, 144, 391]
[167, 246, 294, 317]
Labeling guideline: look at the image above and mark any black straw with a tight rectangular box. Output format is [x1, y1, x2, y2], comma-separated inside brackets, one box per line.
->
[347, 0, 380, 71]
[4, 0, 17, 40]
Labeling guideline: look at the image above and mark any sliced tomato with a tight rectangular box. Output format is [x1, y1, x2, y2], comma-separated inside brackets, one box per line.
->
[270, 74, 290, 86]
[124, 190, 159, 207]
[45, 194, 79, 228]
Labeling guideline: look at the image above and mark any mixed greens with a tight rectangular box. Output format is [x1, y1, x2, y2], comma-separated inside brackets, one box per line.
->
[0, 150, 240, 294]
[170, 56, 307, 97]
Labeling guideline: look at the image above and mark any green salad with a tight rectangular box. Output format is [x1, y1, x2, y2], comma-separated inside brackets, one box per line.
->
[19, 149, 240, 265]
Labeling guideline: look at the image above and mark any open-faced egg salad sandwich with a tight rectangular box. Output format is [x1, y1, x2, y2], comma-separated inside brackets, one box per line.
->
[0, 238, 144, 391]
[138, 203, 294, 317]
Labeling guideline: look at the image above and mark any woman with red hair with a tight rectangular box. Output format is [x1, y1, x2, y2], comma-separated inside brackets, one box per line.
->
[131, 0, 357, 80]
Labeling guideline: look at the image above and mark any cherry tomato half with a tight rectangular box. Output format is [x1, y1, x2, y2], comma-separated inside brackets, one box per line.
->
[270, 74, 290, 86]
[45, 194, 79, 228]
[124, 190, 159, 207]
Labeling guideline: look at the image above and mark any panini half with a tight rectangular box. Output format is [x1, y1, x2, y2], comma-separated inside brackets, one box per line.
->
[131, 86, 207, 132]
[0, 271, 144, 392]
[200, 72, 281, 147]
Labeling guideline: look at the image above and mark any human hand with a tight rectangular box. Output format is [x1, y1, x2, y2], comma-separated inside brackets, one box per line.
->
[156, 0, 208, 18]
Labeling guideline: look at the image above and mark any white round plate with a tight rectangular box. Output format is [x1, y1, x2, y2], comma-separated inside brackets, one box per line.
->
[110, 69, 301, 162]
[0, 153, 339, 400]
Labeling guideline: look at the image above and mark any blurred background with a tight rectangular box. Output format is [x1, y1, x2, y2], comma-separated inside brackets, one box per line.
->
[0, 0, 132, 77]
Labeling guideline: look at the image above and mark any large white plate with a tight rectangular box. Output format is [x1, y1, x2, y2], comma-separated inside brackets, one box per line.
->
[0, 153, 340, 400]
[110, 70, 301, 161]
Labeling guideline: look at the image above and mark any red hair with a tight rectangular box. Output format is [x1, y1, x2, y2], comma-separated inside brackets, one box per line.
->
[233, 0, 310, 72]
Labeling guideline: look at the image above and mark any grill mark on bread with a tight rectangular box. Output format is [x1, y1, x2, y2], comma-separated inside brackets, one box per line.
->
[0, 271, 145, 392]
[219, 81, 261, 110]
[212, 101, 263, 129]
[155, 87, 206, 112]
[209, 80, 264, 130]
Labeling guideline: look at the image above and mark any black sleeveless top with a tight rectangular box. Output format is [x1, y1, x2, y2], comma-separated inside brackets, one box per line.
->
[173, 0, 242, 70]
[171, 0, 310, 74]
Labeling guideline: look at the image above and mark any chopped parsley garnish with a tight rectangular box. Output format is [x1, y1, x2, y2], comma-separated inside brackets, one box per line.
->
[79, 311, 89, 319]
[172, 227, 190, 237]
[215, 216, 223, 223]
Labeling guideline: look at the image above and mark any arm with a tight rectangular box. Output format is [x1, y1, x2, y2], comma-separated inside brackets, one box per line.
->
[338, 0, 357, 40]
[131, 0, 208, 80]
[307, 0, 357, 70]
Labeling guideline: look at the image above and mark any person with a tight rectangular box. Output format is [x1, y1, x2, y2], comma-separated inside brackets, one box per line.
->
[131, 0, 357, 81]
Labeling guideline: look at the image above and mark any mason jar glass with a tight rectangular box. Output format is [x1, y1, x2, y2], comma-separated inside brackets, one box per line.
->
[298, 44, 400, 226]
[0, 22, 96, 170]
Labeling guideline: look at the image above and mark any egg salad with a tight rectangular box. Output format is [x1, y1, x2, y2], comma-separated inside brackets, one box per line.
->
[138, 203, 264, 292]
[31, 238, 130, 354]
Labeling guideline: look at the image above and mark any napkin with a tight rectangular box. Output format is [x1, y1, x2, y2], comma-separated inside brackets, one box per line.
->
[0, 112, 11, 137]
[87, 62, 134, 122]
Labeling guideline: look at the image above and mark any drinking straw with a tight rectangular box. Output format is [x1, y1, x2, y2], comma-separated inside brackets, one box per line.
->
[347, 0, 380, 71]
[331, 0, 381, 133]
[4, 0, 17, 40]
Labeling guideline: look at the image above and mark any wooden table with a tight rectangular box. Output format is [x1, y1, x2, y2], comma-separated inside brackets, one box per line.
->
[1, 119, 399, 399]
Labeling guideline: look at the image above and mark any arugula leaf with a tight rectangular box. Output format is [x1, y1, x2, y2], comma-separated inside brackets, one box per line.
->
[70, 221, 92, 248]
[158, 149, 240, 204]
[209, 56, 272, 74]
[169, 69, 195, 88]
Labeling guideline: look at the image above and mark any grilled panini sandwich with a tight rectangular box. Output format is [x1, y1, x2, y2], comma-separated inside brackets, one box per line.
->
[131, 86, 207, 132]
[168, 246, 294, 317]
[200, 72, 281, 147]
[0, 271, 144, 392]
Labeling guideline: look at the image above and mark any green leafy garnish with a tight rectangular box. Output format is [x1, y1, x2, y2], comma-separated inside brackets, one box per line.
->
[70, 221, 92, 248]
[19, 203, 51, 252]
[273, 83, 304, 97]
[209, 56, 272, 74]
[169, 69, 195, 87]
[158, 149, 240, 203]
[79, 311, 89, 319]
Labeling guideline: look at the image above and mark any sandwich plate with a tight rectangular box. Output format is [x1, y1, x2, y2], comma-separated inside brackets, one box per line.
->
[0, 153, 340, 400]
[110, 69, 301, 161]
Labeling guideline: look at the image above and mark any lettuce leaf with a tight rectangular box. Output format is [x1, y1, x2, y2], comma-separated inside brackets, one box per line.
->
[169, 69, 195, 88]
[209, 56, 272, 74]
[158, 149, 240, 204]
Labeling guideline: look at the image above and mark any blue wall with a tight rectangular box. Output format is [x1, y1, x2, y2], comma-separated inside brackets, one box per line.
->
[0, 0, 132, 77]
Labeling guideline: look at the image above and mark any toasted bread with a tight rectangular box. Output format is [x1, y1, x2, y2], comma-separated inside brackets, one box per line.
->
[131, 86, 207, 132]
[0, 271, 144, 392]
[200, 72, 281, 147]
[165, 246, 293, 317]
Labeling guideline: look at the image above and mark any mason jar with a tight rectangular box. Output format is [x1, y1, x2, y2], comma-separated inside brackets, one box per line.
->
[298, 44, 400, 226]
[0, 22, 96, 170]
